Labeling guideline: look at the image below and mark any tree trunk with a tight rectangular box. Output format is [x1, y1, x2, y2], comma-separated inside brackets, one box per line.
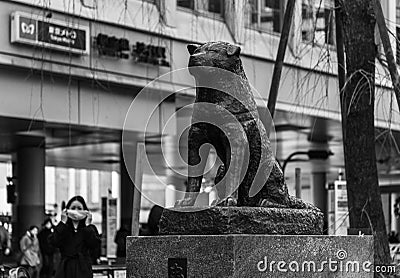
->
[339, 0, 390, 266]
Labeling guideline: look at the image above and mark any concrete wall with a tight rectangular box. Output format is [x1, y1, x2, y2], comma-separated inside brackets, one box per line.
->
[0, 67, 177, 133]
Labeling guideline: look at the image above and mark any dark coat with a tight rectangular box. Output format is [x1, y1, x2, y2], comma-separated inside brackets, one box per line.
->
[114, 228, 130, 258]
[38, 228, 55, 255]
[0, 225, 10, 251]
[49, 222, 100, 278]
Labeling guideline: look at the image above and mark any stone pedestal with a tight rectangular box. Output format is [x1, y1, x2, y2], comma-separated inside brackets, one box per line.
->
[127, 235, 374, 277]
[159, 206, 324, 235]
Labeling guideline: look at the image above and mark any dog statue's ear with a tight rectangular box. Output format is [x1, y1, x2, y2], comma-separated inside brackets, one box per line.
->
[227, 45, 241, 56]
[187, 44, 201, 55]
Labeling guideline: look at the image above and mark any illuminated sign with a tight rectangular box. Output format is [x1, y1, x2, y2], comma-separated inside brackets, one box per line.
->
[11, 11, 90, 55]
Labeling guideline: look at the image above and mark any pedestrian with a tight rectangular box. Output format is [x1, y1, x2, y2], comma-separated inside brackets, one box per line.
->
[49, 196, 100, 278]
[38, 219, 55, 278]
[0, 222, 11, 265]
[147, 205, 163, 235]
[114, 223, 130, 264]
[389, 231, 400, 244]
[19, 225, 41, 278]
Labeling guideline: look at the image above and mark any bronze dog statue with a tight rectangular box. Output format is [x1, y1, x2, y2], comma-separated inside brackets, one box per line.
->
[176, 41, 317, 210]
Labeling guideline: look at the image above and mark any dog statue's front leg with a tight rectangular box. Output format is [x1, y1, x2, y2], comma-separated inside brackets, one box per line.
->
[175, 125, 210, 207]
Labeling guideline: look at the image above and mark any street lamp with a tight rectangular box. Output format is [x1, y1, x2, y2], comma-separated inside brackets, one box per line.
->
[282, 150, 334, 175]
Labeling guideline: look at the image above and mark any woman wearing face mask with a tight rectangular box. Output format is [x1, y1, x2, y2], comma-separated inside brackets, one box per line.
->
[49, 196, 100, 278]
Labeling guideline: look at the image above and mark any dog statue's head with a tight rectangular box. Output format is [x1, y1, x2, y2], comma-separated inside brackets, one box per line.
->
[187, 42, 242, 76]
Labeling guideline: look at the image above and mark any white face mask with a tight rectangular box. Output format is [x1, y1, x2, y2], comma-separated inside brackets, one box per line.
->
[67, 209, 88, 221]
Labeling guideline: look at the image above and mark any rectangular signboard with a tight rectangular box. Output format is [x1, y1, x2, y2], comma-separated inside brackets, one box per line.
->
[328, 180, 349, 235]
[107, 198, 117, 258]
[11, 11, 89, 55]
[114, 269, 126, 278]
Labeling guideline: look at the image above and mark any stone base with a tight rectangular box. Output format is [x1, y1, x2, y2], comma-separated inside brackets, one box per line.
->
[159, 206, 324, 235]
[127, 235, 373, 278]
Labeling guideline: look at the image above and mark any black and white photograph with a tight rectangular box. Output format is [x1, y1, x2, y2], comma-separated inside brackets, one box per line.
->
[0, 0, 400, 277]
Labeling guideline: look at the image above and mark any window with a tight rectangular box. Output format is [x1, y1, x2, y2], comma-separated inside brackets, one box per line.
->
[397, 0, 400, 24]
[248, 0, 283, 33]
[208, 0, 223, 13]
[397, 0, 400, 64]
[177, 0, 224, 17]
[178, 0, 194, 9]
[302, 0, 334, 45]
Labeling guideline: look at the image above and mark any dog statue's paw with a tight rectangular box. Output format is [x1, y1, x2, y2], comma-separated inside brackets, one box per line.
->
[288, 196, 321, 211]
[174, 197, 196, 207]
[210, 198, 222, 206]
[214, 197, 237, 207]
[259, 199, 287, 208]
[225, 197, 237, 207]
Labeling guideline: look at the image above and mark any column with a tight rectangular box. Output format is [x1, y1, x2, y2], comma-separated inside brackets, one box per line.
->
[120, 136, 136, 229]
[14, 146, 45, 237]
[311, 172, 327, 233]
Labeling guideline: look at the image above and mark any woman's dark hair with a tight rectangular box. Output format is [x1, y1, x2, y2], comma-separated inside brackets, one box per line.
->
[42, 218, 52, 226]
[65, 195, 89, 229]
[66, 195, 89, 210]
[148, 205, 163, 235]
[29, 225, 38, 231]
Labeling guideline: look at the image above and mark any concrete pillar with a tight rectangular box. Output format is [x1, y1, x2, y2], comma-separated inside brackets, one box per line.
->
[311, 172, 327, 233]
[311, 172, 327, 210]
[288, 0, 302, 56]
[14, 146, 45, 237]
[120, 137, 137, 228]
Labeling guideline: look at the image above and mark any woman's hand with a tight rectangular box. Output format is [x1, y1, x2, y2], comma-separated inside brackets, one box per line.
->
[85, 212, 92, 226]
[61, 209, 68, 224]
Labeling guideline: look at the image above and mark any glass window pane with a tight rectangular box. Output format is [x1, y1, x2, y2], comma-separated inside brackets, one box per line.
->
[249, 0, 258, 24]
[177, 0, 194, 9]
[397, 0, 400, 24]
[324, 8, 334, 45]
[91, 170, 99, 203]
[265, 0, 281, 32]
[302, 0, 334, 45]
[45, 166, 56, 205]
[248, 0, 281, 33]
[209, 0, 223, 13]
[302, 0, 315, 42]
